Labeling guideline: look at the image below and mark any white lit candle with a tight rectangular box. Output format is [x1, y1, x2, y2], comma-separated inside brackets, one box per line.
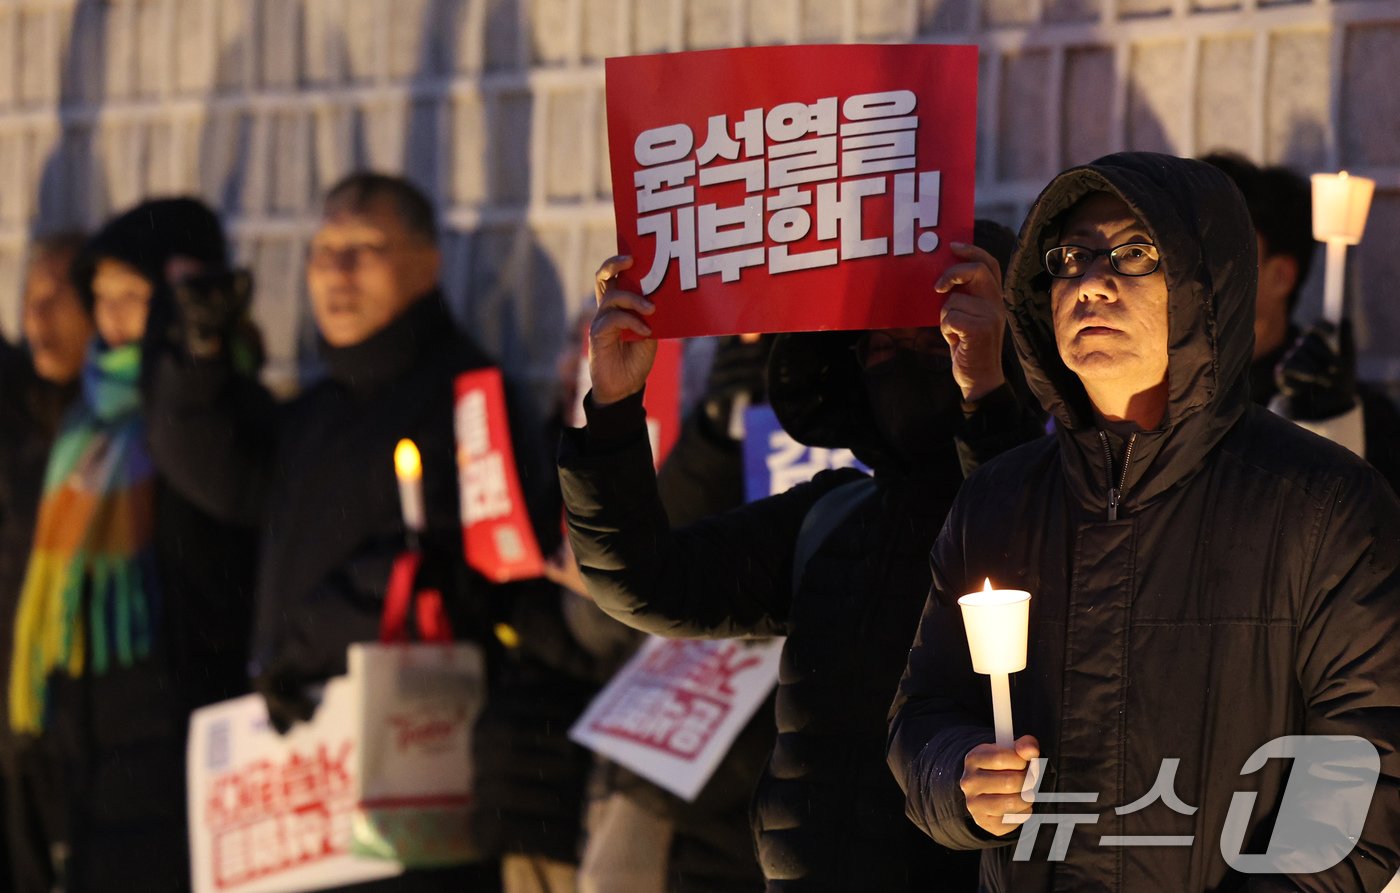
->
[394, 438, 425, 536]
[958, 578, 1031, 749]
[1311, 171, 1376, 325]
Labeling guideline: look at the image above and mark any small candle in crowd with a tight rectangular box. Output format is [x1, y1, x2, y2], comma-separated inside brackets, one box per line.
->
[394, 438, 426, 534]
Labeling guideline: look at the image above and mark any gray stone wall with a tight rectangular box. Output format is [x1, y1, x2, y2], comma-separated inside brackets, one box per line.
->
[0, 0, 1397, 401]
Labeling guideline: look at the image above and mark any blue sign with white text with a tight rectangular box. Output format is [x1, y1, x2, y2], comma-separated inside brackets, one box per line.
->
[742, 405, 869, 503]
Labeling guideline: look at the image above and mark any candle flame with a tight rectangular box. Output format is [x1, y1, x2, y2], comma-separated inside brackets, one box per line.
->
[394, 438, 422, 481]
[983, 577, 993, 593]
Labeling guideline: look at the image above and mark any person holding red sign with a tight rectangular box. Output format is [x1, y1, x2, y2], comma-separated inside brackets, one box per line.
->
[559, 221, 1044, 891]
[888, 153, 1400, 890]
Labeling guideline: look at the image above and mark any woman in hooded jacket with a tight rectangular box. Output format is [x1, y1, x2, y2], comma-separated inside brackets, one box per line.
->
[7, 198, 261, 893]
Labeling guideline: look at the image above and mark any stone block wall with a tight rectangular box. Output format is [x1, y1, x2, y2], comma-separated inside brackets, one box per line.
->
[0, 0, 1396, 400]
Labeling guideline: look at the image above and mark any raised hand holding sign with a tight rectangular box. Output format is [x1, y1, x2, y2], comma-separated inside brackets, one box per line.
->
[589, 254, 658, 406]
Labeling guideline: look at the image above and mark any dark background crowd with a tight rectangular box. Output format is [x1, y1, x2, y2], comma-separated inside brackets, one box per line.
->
[0, 140, 1396, 893]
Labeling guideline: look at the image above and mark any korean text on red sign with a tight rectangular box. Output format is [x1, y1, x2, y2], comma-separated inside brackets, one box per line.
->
[605, 44, 978, 338]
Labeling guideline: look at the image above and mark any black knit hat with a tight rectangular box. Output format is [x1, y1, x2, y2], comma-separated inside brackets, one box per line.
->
[74, 197, 229, 311]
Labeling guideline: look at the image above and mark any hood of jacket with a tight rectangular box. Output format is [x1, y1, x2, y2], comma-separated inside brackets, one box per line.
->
[1004, 151, 1258, 512]
[767, 218, 1031, 478]
[767, 329, 878, 456]
[769, 328, 973, 479]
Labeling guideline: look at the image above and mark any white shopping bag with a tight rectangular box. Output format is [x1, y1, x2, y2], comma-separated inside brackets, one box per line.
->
[347, 639, 486, 866]
[187, 679, 404, 893]
[189, 551, 489, 892]
[570, 636, 783, 801]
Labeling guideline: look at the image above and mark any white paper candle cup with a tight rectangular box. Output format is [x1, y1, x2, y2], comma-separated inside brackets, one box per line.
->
[1311, 172, 1375, 245]
[958, 587, 1031, 676]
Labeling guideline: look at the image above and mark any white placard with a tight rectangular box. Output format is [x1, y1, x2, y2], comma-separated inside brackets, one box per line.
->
[186, 680, 403, 893]
[570, 636, 783, 802]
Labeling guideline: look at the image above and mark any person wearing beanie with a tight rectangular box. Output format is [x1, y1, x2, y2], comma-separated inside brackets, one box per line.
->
[6, 198, 261, 893]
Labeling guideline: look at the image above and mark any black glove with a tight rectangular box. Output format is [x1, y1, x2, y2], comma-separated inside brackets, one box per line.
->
[253, 668, 317, 735]
[1274, 319, 1357, 421]
[168, 269, 254, 360]
[699, 335, 776, 442]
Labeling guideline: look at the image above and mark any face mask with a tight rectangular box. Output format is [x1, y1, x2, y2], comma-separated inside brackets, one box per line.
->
[862, 349, 965, 467]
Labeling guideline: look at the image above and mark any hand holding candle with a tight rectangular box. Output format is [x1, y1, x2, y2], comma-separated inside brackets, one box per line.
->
[394, 438, 425, 541]
[958, 578, 1030, 749]
[1311, 171, 1376, 326]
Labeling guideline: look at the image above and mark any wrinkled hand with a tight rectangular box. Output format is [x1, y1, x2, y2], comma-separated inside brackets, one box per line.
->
[936, 242, 1008, 402]
[170, 269, 254, 360]
[961, 735, 1040, 836]
[1275, 319, 1357, 421]
[590, 256, 658, 406]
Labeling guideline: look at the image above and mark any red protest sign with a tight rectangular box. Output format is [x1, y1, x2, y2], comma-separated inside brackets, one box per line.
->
[605, 44, 978, 339]
[455, 369, 545, 583]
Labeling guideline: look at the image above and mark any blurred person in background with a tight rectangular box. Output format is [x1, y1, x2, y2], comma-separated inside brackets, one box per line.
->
[145, 172, 555, 893]
[7, 199, 260, 893]
[0, 232, 91, 893]
[1203, 151, 1400, 491]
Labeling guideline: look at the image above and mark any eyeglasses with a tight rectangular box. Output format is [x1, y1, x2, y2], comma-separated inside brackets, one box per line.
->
[854, 330, 951, 371]
[306, 242, 394, 270]
[1043, 242, 1160, 279]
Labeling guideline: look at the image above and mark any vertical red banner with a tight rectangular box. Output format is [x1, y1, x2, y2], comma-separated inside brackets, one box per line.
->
[573, 333, 684, 469]
[455, 369, 545, 583]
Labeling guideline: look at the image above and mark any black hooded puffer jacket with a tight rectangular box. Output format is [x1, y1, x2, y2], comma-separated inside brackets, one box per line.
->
[888, 153, 1400, 892]
[560, 327, 1043, 891]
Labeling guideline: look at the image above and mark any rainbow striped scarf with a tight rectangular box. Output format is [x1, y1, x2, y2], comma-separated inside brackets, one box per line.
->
[9, 343, 158, 734]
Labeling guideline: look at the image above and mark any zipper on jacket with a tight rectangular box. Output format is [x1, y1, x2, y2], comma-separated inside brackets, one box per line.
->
[1098, 431, 1137, 521]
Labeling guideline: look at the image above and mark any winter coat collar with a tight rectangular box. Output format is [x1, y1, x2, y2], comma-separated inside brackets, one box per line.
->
[319, 289, 453, 397]
[1004, 152, 1258, 513]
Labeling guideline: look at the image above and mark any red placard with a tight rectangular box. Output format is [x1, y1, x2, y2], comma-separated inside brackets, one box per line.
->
[605, 44, 978, 339]
[455, 369, 545, 583]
